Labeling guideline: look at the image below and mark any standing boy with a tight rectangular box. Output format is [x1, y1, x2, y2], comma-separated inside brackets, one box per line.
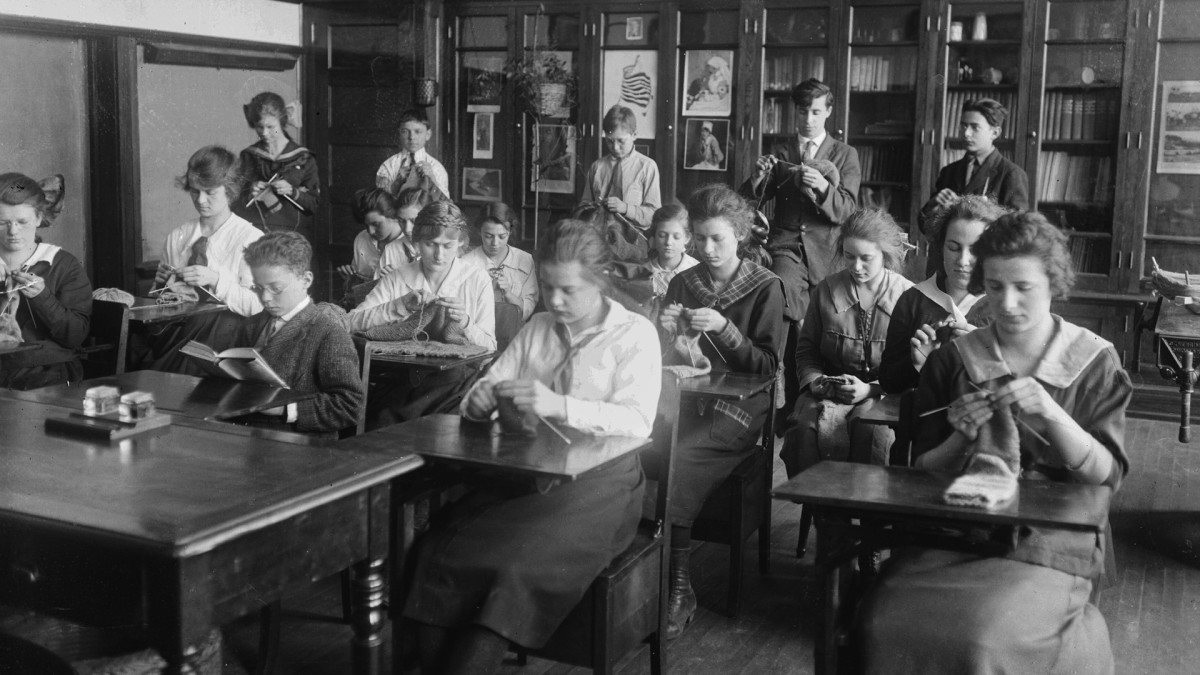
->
[238, 231, 363, 434]
[581, 105, 662, 232]
[376, 109, 450, 200]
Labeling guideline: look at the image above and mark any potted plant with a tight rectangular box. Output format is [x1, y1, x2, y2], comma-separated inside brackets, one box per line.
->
[505, 50, 576, 117]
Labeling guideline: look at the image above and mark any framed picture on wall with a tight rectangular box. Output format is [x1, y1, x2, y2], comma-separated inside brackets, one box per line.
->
[473, 113, 494, 160]
[464, 54, 504, 113]
[531, 124, 577, 194]
[683, 119, 729, 172]
[1158, 81, 1200, 175]
[463, 167, 501, 202]
[602, 50, 657, 139]
[681, 50, 733, 117]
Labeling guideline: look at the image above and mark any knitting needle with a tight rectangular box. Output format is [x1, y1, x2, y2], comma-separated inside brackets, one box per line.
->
[702, 332, 729, 364]
[966, 380, 1050, 446]
[245, 172, 282, 208]
[538, 415, 572, 445]
[919, 404, 951, 418]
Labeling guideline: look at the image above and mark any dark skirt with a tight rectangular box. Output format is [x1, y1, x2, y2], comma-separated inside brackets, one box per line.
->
[404, 452, 644, 648]
[858, 548, 1113, 675]
[664, 393, 768, 527]
[146, 309, 248, 376]
[780, 393, 894, 477]
[0, 359, 78, 390]
[365, 363, 483, 429]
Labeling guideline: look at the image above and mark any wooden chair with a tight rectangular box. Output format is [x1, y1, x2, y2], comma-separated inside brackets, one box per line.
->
[494, 301, 523, 353]
[689, 380, 776, 616]
[78, 299, 131, 378]
[519, 372, 680, 675]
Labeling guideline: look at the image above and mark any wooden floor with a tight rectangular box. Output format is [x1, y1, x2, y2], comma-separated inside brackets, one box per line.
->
[214, 415, 1200, 674]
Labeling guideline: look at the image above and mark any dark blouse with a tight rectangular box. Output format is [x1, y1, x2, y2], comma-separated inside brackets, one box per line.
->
[879, 280, 993, 394]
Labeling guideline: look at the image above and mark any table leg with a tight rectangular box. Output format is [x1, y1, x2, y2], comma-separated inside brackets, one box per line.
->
[1181, 351, 1195, 443]
[352, 557, 387, 675]
[814, 510, 838, 675]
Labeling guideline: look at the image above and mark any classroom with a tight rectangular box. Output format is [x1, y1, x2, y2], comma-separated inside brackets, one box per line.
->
[0, 0, 1198, 673]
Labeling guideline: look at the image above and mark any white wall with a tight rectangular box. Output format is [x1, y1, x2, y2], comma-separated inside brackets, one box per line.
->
[0, 0, 301, 46]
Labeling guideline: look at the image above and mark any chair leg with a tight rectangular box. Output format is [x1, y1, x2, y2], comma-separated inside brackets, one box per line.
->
[649, 631, 665, 675]
[341, 568, 354, 623]
[256, 601, 281, 675]
[759, 453, 772, 575]
[728, 486, 745, 617]
[796, 507, 813, 559]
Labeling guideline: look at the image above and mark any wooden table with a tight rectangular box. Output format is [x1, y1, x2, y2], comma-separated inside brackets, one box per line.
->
[0, 397, 423, 675]
[0, 370, 313, 421]
[101, 298, 228, 375]
[1153, 297, 1200, 441]
[0, 342, 42, 357]
[352, 413, 650, 481]
[773, 461, 1112, 675]
[678, 372, 775, 401]
[355, 339, 495, 433]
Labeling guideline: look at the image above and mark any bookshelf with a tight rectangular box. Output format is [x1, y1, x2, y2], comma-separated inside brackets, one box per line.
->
[759, 5, 831, 149]
[845, 2, 921, 228]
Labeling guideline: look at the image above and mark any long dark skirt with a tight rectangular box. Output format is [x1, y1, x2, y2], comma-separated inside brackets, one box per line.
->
[404, 453, 644, 648]
[365, 364, 483, 429]
[858, 548, 1113, 675]
[662, 394, 768, 527]
[146, 309, 248, 376]
[0, 359, 78, 390]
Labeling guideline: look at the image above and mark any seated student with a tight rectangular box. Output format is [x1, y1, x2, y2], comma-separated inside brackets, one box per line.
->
[0, 173, 91, 389]
[858, 212, 1130, 675]
[644, 203, 699, 323]
[149, 146, 263, 374]
[234, 91, 321, 239]
[376, 187, 435, 274]
[404, 219, 661, 675]
[375, 109, 449, 200]
[780, 209, 913, 476]
[581, 105, 662, 259]
[337, 187, 425, 285]
[233, 232, 362, 434]
[461, 202, 538, 320]
[345, 201, 495, 425]
[656, 185, 785, 638]
[880, 195, 1005, 395]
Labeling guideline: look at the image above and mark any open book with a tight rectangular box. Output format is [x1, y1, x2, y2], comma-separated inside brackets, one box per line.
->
[179, 341, 290, 388]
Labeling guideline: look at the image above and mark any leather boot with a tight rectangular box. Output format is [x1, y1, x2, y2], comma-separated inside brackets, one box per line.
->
[667, 546, 697, 640]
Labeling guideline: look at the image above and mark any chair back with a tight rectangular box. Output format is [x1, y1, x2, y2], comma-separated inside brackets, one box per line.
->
[646, 371, 681, 529]
[494, 301, 523, 352]
[79, 299, 131, 377]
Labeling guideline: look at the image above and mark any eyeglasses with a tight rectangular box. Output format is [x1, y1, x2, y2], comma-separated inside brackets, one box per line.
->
[250, 278, 299, 298]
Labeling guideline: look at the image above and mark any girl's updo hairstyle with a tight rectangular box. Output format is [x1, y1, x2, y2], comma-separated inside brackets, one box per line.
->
[396, 187, 438, 211]
[536, 219, 611, 291]
[411, 201, 468, 244]
[685, 183, 754, 241]
[925, 194, 1007, 255]
[0, 173, 58, 227]
[352, 188, 400, 223]
[243, 91, 290, 132]
[837, 208, 909, 272]
[478, 202, 520, 233]
[176, 145, 245, 203]
[968, 211, 1075, 300]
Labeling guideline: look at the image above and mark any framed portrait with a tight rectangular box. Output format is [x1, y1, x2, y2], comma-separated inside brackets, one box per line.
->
[681, 50, 734, 117]
[634, 142, 651, 158]
[626, 17, 644, 41]
[531, 124, 577, 194]
[462, 167, 501, 202]
[602, 50, 657, 139]
[464, 54, 504, 113]
[683, 119, 730, 172]
[1158, 82, 1200, 175]
[472, 113, 494, 160]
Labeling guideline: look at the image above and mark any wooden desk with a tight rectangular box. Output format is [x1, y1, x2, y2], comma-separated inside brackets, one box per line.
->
[856, 395, 902, 428]
[355, 339, 495, 434]
[128, 297, 228, 324]
[678, 372, 774, 400]
[773, 461, 1112, 675]
[0, 342, 41, 357]
[352, 413, 650, 481]
[1153, 297, 1200, 441]
[0, 398, 422, 674]
[0, 370, 312, 421]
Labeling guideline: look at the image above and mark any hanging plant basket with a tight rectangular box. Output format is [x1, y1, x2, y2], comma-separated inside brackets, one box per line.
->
[533, 83, 567, 116]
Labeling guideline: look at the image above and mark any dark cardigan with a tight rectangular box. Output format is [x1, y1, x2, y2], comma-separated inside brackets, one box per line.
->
[2, 247, 92, 380]
[234, 140, 321, 236]
[879, 283, 993, 394]
[238, 302, 363, 433]
[919, 150, 1030, 231]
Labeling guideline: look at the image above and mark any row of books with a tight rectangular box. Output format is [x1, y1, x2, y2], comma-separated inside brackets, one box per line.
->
[943, 90, 1017, 138]
[763, 99, 795, 135]
[1041, 91, 1120, 141]
[1037, 151, 1114, 203]
[856, 144, 911, 183]
[1064, 237, 1110, 275]
[849, 53, 916, 92]
[763, 54, 826, 92]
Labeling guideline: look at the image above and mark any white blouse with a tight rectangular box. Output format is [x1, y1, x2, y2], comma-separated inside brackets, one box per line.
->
[462, 246, 539, 320]
[461, 300, 661, 437]
[161, 214, 263, 316]
[345, 257, 496, 350]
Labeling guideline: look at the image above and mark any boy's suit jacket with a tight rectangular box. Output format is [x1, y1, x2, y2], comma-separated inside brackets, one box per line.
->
[920, 150, 1030, 232]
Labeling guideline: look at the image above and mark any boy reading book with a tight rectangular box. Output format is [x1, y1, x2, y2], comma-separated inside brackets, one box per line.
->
[235, 231, 362, 433]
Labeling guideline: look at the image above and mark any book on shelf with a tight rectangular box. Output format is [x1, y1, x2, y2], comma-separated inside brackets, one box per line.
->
[1037, 151, 1113, 203]
[765, 54, 825, 91]
[943, 89, 1016, 137]
[1043, 91, 1120, 141]
[179, 340, 290, 388]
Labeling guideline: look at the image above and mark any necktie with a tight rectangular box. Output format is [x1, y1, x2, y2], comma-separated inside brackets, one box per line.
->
[802, 140, 816, 162]
[188, 236, 209, 267]
[256, 318, 282, 349]
[550, 322, 605, 396]
[965, 158, 979, 184]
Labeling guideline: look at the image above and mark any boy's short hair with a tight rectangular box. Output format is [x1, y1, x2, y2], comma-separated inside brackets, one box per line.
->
[961, 98, 1008, 132]
[602, 105, 637, 135]
[791, 78, 833, 109]
[244, 231, 312, 277]
[398, 109, 431, 129]
[352, 188, 399, 223]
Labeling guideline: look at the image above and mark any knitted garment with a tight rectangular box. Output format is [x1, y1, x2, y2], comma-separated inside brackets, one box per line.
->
[92, 288, 135, 307]
[0, 312, 20, 346]
[796, 158, 842, 203]
[943, 403, 1021, 508]
[355, 302, 471, 345]
[662, 332, 712, 379]
[368, 340, 489, 358]
[155, 281, 199, 305]
[342, 278, 378, 310]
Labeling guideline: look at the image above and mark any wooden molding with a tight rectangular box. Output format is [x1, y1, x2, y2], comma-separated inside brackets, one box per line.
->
[142, 42, 298, 71]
